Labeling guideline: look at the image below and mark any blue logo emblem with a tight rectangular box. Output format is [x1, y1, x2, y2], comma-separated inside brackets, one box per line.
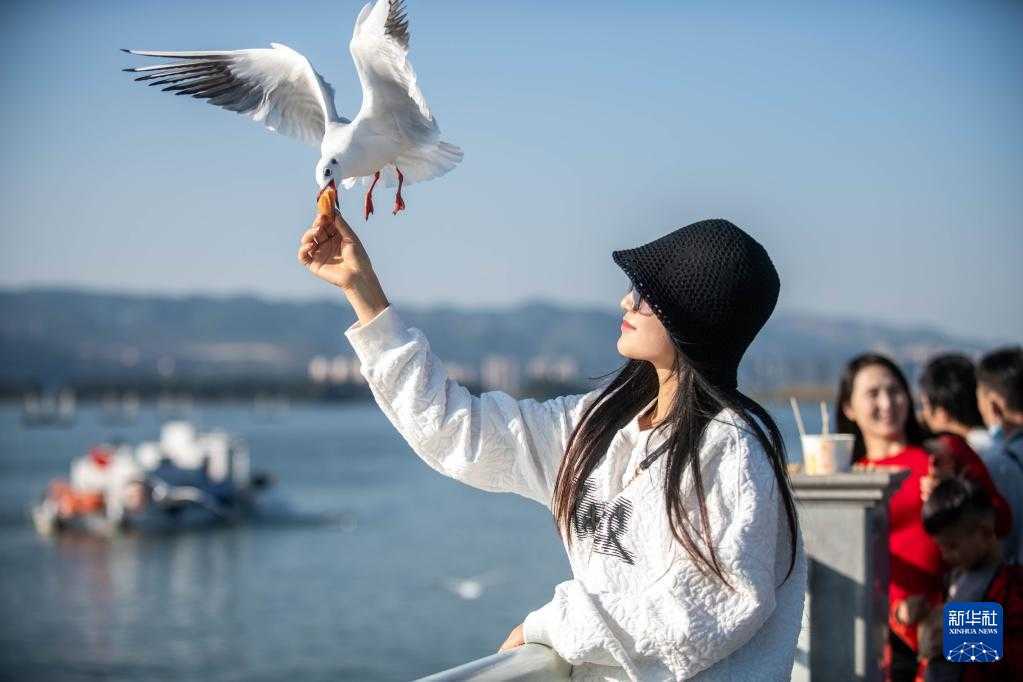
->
[943, 602, 1003, 663]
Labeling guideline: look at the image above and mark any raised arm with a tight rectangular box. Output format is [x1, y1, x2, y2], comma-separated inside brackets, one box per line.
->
[345, 306, 601, 506]
[297, 208, 602, 507]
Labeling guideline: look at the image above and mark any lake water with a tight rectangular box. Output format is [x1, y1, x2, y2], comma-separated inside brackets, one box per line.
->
[0, 399, 805, 681]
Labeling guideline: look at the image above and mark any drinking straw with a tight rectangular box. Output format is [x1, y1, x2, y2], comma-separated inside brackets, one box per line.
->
[790, 397, 807, 438]
[820, 401, 830, 436]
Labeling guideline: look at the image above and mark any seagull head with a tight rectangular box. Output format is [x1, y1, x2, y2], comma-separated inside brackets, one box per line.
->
[315, 155, 345, 202]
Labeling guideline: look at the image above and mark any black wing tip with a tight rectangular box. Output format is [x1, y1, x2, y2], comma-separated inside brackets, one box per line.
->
[384, 0, 411, 47]
[120, 48, 131, 53]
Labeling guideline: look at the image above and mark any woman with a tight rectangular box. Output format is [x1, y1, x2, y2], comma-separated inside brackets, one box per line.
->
[835, 354, 943, 682]
[298, 212, 807, 681]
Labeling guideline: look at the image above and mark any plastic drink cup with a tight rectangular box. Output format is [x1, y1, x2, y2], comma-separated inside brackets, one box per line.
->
[800, 434, 855, 474]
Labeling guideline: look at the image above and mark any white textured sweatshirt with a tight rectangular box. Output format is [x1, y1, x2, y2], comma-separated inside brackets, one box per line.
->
[344, 305, 807, 681]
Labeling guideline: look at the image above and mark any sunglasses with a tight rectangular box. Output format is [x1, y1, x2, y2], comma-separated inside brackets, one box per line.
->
[625, 284, 654, 316]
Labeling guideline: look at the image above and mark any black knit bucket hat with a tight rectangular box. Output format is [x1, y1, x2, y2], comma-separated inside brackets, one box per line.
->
[612, 218, 779, 389]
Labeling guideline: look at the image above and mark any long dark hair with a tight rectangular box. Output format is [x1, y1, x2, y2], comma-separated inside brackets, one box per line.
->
[550, 348, 801, 589]
[834, 353, 928, 463]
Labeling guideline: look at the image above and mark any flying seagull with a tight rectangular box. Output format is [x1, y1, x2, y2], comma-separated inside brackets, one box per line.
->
[122, 0, 462, 220]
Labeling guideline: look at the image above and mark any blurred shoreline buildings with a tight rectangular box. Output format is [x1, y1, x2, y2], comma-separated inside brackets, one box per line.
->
[0, 288, 1001, 404]
[306, 353, 581, 396]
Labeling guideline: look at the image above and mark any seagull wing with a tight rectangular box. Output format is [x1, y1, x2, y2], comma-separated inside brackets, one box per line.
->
[349, 0, 438, 146]
[122, 44, 349, 147]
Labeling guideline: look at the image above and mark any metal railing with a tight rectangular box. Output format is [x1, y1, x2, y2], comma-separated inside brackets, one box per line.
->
[419, 470, 909, 681]
[416, 643, 572, 681]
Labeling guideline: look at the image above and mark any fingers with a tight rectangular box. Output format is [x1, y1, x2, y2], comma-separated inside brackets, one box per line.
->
[329, 209, 361, 246]
[297, 231, 321, 264]
[298, 207, 359, 268]
[300, 224, 331, 247]
[298, 225, 335, 265]
[297, 241, 312, 265]
[301, 207, 358, 245]
[299, 222, 338, 260]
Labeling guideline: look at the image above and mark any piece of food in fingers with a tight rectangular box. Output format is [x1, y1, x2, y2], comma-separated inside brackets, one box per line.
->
[316, 181, 338, 229]
[308, 180, 339, 258]
[317, 182, 337, 221]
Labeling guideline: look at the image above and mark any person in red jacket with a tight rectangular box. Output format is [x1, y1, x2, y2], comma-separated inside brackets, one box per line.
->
[919, 477, 1023, 682]
[836, 353, 945, 682]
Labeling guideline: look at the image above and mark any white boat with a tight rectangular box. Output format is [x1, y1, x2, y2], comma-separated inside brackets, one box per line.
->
[31, 421, 273, 536]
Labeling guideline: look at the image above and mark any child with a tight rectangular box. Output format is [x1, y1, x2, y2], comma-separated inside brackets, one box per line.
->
[975, 346, 1023, 565]
[919, 354, 992, 458]
[920, 478, 1023, 682]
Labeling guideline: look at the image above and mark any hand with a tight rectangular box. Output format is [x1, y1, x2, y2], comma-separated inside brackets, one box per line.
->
[925, 440, 957, 479]
[920, 473, 941, 502]
[920, 447, 957, 501]
[896, 594, 928, 625]
[298, 207, 372, 291]
[298, 208, 389, 325]
[497, 623, 525, 653]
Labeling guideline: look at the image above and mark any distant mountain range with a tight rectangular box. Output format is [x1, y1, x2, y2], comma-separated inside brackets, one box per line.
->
[0, 287, 996, 394]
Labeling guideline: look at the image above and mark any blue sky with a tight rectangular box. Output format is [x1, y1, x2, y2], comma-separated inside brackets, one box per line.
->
[1, 0, 1020, 342]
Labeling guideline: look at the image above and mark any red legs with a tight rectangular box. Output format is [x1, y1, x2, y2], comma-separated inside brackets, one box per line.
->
[364, 171, 381, 221]
[363, 167, 405, 218]
[393, 166, 406, 215]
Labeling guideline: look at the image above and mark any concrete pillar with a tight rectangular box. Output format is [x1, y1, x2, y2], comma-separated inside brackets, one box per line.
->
[789, 470, 910, 682]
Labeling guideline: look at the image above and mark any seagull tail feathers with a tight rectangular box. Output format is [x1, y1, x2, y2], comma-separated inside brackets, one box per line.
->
[380, 140, 463, 187]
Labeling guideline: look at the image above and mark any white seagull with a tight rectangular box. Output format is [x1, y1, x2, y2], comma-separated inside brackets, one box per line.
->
[122, 0, 462, 220]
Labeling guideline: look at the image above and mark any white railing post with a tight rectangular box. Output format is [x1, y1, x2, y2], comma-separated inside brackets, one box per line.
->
[789, 470, 909, 682]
